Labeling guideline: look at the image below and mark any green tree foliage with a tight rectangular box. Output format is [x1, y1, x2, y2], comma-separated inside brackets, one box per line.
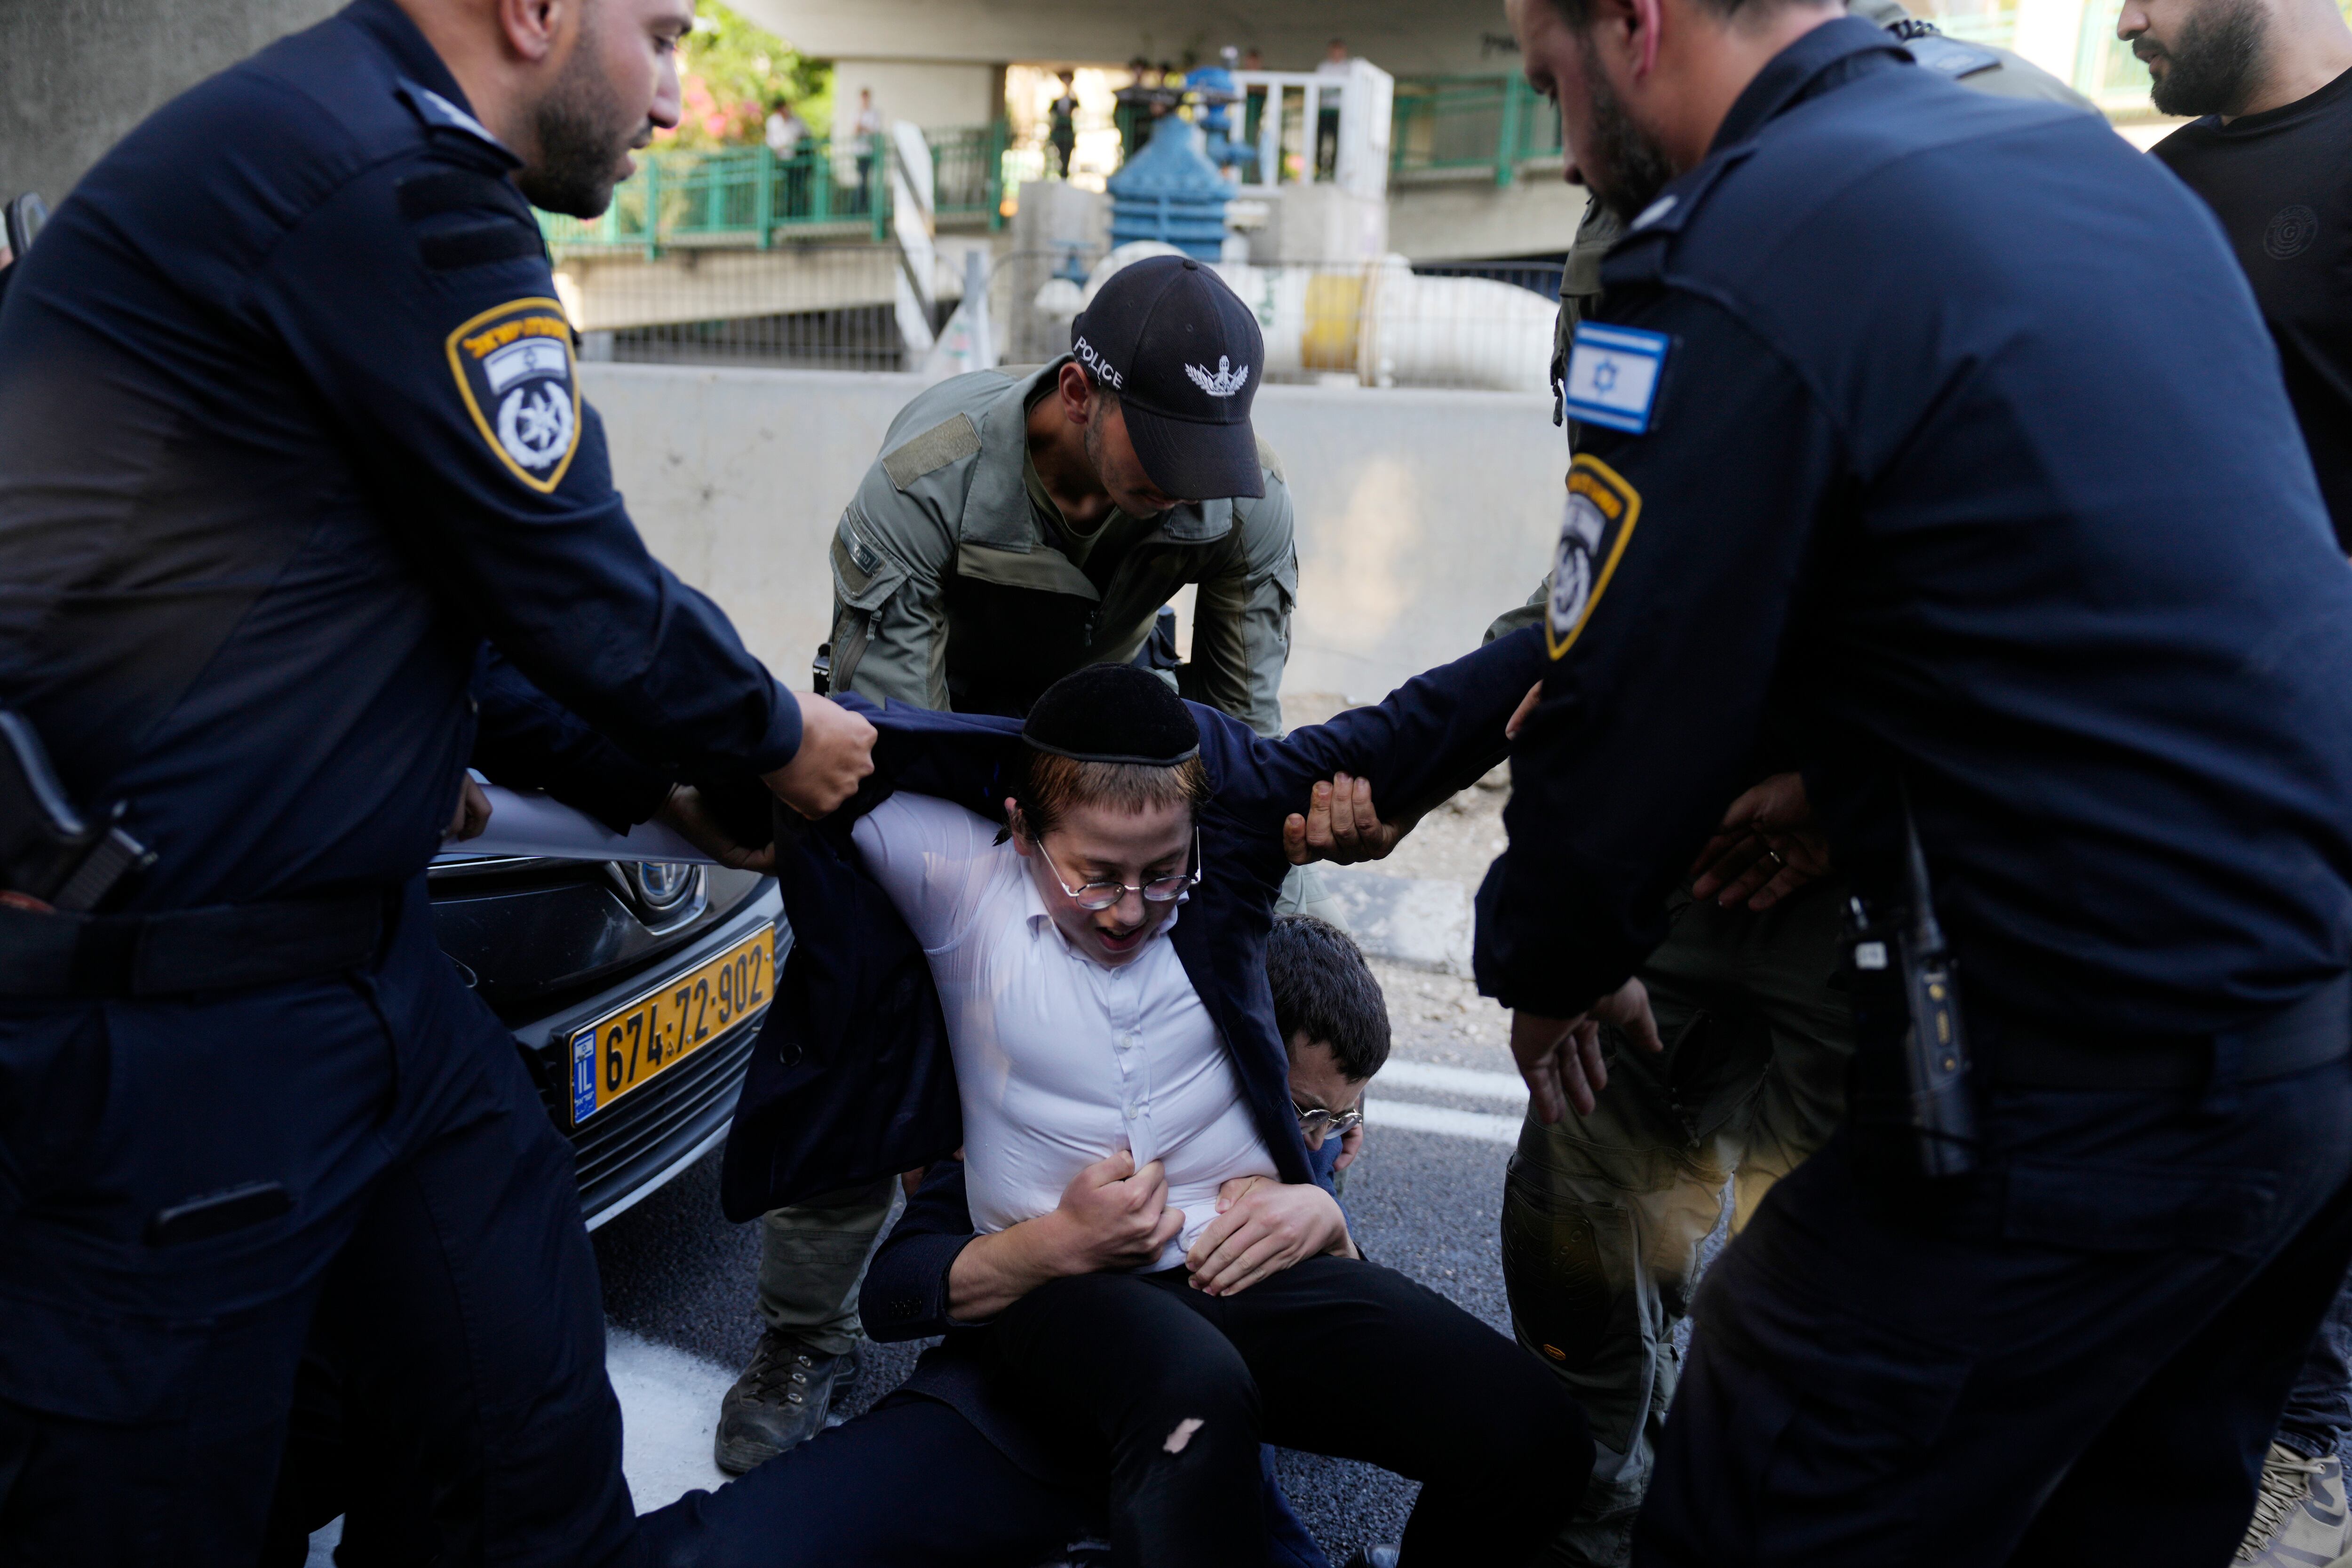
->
[662, 1, 833, 149]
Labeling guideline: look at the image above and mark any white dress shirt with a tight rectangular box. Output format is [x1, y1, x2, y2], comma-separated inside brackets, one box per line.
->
[851, 793, 1276, 1269]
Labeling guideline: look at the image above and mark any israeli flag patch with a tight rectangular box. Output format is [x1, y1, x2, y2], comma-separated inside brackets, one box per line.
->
[1563, 323, 1669, 435]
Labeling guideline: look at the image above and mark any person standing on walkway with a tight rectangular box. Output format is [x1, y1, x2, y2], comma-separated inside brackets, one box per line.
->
[1049, 71, 1080, 178]
[853, 87, 882, 214]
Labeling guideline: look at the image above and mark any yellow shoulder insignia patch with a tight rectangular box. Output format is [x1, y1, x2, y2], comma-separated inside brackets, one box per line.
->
[1546, 454, 1642, 660]
[445, 298, 581, 493]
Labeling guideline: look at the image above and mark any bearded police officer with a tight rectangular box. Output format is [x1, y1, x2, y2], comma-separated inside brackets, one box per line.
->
[0, 0, 872, 1561]
[1481, 14, 2093, 1565]
[1480, 0, 2352, 1560]
[715, 255, 1311, 1473]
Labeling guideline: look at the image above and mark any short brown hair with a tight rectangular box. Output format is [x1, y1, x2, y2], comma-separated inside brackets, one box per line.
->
[1010, 748, 1209, 843]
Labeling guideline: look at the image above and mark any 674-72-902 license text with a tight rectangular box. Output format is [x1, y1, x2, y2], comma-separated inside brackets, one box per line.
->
[568, 926, 773, 1126]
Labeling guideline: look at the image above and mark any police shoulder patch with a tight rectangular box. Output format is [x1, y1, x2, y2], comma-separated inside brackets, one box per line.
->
[445, 298, 580, 493]
[1546, 454, 1643, 661]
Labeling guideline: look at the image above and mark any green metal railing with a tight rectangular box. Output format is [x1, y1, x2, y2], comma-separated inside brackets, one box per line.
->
[540, 122, 1009, 258]
[929, 122, 1011, 224]
[1390, 75, 1565, 187]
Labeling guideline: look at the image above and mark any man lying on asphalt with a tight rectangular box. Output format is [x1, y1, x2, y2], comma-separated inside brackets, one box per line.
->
[653, 645, 1602, 1568]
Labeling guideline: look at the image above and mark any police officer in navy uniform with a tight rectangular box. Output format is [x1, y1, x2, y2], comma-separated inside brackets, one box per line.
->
[1484, 0, 2352, 1560]
[1483, 19, 2094, 1563]
[0, 0, 872, 1560]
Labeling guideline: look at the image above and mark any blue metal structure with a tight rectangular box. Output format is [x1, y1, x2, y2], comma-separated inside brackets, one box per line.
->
[1105, 118, 1231, 261]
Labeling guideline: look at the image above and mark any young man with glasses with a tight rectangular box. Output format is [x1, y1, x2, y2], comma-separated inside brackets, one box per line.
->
[650, 651, 1596, 1568]
[1269, 914, 1385, 1192]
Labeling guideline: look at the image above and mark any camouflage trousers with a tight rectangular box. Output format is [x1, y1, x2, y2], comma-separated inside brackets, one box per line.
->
[1500, 878, 1855, 1567]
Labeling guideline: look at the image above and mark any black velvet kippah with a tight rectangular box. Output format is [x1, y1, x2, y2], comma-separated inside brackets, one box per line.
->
[1023, 663, 1201, 766]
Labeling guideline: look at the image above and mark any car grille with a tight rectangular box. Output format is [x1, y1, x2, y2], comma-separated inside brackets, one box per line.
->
[562, 1006, 763, 1226]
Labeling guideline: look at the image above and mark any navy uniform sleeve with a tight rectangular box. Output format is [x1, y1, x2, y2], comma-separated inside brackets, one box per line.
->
[1473, 290, 1843, 1018]
[243, 140, 803, 780]
[468, 645, 674, 833]
[859, 1160, 982, 1341]
[1255, 628, 1549, 826]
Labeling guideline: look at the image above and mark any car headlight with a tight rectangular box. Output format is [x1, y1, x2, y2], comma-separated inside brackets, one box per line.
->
[628, 860, 698, 912]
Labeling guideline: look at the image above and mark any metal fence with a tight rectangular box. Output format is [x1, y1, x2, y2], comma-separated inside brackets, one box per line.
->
[559, 242, 917, 372]
[561, 251, 1567, 389]
[541, 125, 1010, 258]
[586, 303, 910, 373]
[1390, 76, 1565, 186]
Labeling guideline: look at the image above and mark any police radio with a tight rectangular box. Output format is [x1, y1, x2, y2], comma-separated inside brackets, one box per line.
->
[1839, 789, 1978, 1179]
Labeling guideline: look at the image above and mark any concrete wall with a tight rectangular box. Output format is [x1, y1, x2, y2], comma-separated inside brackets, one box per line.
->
[0, 0, 337, 202]
[583, 363, 1563, 708]
[1390, 177, 1589, 264]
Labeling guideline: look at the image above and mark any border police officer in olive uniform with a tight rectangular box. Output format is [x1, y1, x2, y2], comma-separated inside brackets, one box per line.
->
[1485, 0, 2352, 1558]
[718, 256, 1309, 1473]
[0, 2, 871, 1560]
[1485, 14, 2093, 1564]
[826, 256, 1296, 736]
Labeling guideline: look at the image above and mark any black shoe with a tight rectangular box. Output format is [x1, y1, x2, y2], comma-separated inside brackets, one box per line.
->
[713, 1333, 858, 1475]
[1341, 1548, 1400, 1568]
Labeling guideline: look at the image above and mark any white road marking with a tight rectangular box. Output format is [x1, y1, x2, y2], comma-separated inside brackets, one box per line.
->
[605, 1325, 735, 1509]
[1366, 1099, 1524, 1145]
[1376, 1059, 1529, 1104]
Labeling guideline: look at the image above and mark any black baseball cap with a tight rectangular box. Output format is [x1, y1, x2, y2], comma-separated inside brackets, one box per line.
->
[1070, 255, 1266, 503]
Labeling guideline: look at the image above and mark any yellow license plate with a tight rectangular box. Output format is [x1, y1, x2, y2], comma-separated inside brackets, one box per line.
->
[567, 926, 774, 1126]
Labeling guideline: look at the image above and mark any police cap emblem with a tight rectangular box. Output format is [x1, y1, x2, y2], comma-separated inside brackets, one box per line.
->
[445, 297, 581, 493]
[1547, 454, 1643, 661]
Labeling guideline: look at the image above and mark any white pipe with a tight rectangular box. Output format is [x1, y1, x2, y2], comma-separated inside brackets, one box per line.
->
[1358, 257, 1556, 393]
[1210, 255, 1556, 392]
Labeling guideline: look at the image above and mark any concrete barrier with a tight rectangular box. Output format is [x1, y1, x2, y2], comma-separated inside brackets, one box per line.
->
[583, 362, 1563, 708]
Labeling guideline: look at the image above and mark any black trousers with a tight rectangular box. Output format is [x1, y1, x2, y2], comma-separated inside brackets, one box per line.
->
[994, 1254, 1591, 1568]
[1637, 1054, 2352, 1567]
[0, 878, 636, 1567]
[644, 1393, 1102, 1567]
